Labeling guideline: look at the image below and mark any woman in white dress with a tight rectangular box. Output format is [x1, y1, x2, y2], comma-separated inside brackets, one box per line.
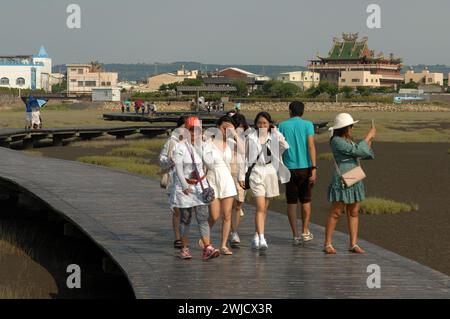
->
[238, 112, 290, 251]
[203, 115, 239, 255]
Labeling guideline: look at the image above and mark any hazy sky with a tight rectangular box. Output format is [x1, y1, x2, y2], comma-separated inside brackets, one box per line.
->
[1, 0, 449, 65]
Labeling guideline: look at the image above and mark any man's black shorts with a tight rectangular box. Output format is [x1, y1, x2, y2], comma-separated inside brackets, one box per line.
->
[285, 168, 313, 204]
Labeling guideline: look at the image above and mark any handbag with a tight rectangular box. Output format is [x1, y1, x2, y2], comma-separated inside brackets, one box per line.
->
[187, 145, 215, 204]
[333, 157, 366, 188]
[243, 144, 265, 190]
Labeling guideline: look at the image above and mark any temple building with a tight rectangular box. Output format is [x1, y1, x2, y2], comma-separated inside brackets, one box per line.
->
[308, 33, 403, 89]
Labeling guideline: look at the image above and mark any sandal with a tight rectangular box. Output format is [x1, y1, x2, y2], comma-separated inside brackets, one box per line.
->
[323, 244, 337, 254]
[173, 239, 182, 249]
[349, 244, 365, 254]
[220, 246, 233, 255]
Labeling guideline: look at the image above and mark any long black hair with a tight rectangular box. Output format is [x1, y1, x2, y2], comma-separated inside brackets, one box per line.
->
[232, 113, 249, 130]
[330, 125, 353, 144]
[176, 115, 187, 128]
[216, 115, 235, 128]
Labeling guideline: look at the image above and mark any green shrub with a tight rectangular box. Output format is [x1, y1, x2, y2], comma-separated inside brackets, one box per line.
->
[360, 197, 418, 215]
[77, 156, 160, 178]
[107, 147, 154, 157]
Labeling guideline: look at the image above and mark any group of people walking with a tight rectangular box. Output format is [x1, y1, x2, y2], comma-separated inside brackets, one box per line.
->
[159, 101, 376, 260]
[121, 99, 157, 116]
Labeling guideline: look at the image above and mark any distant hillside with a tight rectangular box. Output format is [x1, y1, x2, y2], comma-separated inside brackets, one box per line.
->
[53, 63, 450, 81]
[53, 62, 307, 81]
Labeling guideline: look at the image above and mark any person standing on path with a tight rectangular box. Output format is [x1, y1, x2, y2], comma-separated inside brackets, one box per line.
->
[324, 113, 376, 254]
[278, 101, 317, 245]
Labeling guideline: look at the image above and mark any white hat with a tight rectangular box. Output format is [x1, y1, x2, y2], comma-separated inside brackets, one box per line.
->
[328, 113, 359, 131]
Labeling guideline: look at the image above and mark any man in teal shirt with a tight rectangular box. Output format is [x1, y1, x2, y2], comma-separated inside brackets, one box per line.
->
[278, 101, 317, 245]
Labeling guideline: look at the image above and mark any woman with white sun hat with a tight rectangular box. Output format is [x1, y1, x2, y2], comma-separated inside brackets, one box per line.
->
[324, 113, 376, 255]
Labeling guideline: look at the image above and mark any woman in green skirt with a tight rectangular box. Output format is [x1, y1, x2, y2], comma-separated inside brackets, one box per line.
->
[324, 113, 376, 254]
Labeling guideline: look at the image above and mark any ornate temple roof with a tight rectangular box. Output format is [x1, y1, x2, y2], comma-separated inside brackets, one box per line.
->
[315, 33, 402, 64]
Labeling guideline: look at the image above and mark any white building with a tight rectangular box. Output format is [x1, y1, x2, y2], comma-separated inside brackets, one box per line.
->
[277, 71, 320, 90]
[0, 46, 52, 92]
[92, 87, 121, 102]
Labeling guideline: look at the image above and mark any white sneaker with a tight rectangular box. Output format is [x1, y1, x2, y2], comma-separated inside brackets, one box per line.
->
[251, 236, 260, 250]
[229, 232, 241, 247]
[239, 209, 244, 217]
[259, 237, 268, 250]
[301, 232, 314, 243]
[293, 237, 302, 246]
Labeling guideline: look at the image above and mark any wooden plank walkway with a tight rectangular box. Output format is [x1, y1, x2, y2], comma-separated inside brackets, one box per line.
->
[0, 147, 448, 299]
[0, 126, 171, 148]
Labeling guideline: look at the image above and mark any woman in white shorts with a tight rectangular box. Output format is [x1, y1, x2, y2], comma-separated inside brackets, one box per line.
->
[238, 112, 290, 251]
[203, 115, 238, 255]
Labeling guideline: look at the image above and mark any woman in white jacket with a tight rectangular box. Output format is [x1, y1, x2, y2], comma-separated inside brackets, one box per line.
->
[159, 116, 185, 249]
[238, 112, 290, 250]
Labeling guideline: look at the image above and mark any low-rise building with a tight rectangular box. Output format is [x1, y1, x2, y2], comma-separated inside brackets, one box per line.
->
[92, 87, 121, 102]
[49, 73, 65, 86]
[218, 67, 256, 78]
[146, 66, 198, 92]
[339, 70, 382, 88]
[404, 68, 443, 86]
[66, 63, 118, 94]
[277, 71, 320, 90]
[0, 46, 52, 92]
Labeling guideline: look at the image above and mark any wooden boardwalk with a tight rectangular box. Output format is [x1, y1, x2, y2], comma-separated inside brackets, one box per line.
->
[0, 147, 448, 299]
[0, 126, 171, 148]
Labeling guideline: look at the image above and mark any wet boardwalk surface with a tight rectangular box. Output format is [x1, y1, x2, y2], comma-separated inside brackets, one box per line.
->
[0, 147, 448, 299]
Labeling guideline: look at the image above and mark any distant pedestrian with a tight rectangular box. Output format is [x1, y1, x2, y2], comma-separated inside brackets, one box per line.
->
[121, 101, 125, 113]
[25, 97, 32, 129]
[278, 101, 317, 245]
[324, 113, 376, 254]
[31, 105, 41, 129]
[125, 99, 131, 112]
[234, 101, 241, 113]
